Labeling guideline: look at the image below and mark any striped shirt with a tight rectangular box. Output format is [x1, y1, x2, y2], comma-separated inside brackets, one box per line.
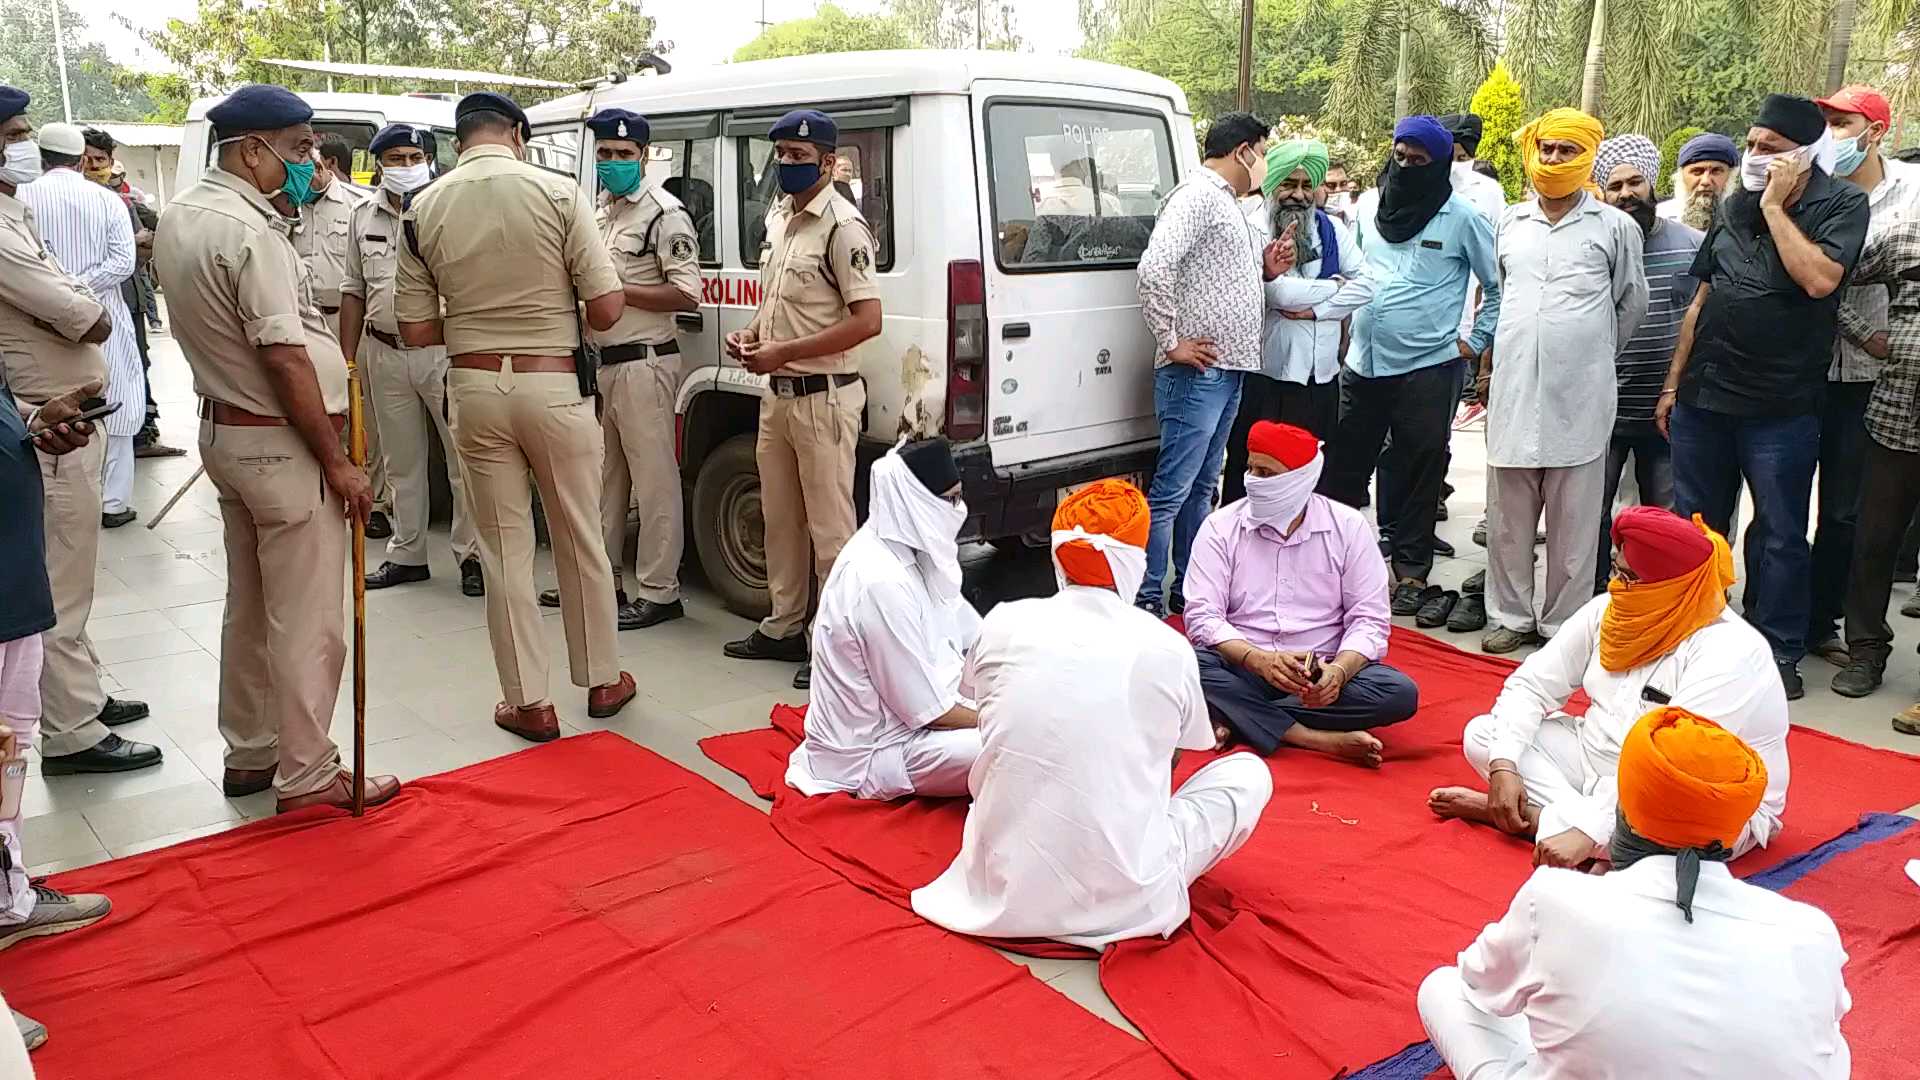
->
[1614, 218, 1702, 425]
[17, 168, 146, 437]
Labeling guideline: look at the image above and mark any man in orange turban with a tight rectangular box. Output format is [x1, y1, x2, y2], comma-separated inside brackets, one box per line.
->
[912, 478, 1274, 948]
[1420, 708, 1849, 1080]
[1431, 506, 1789, 872]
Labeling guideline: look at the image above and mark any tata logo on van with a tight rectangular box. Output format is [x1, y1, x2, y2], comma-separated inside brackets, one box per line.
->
[1094, 349, 1113, 375]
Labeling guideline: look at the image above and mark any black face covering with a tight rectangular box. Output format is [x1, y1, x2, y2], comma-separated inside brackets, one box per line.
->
[1374, 154, 1454, 243]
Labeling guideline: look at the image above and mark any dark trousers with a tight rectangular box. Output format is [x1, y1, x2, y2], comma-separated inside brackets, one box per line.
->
[1222, 372, 1340, 504]
[1844, 439, 1920, 666]
[1593, 421, 1675, 593]
[1669, 402, 1820, 663]
[1323, 359, 1462, 583]
[1194, 647, 1419, 755]
[1378, 360, 1467, 534]
[1808, 382, 1873, 645]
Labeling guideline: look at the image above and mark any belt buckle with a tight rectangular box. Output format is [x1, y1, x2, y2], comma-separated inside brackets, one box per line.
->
[774, 378, 797, 399]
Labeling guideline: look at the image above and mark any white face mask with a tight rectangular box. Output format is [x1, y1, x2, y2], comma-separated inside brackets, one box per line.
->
[0, 139, 42, 186]
[1242, 453, 1325, 530]
[381, 163, 431, 195]
[1740, 144, 1812, 192]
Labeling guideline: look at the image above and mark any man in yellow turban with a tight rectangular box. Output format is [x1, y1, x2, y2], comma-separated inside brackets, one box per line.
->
[1419, 708, 1850, 1079]
[1480, 107, 1649, 657]
[912, 479, 1274, 947]
[1432, 507, 1789, 872]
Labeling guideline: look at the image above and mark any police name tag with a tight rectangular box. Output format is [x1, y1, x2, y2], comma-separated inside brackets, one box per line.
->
[1420, 239, 1444, 250]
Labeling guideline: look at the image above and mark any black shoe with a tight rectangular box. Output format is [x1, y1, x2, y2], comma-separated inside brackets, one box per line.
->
[40, 733, 163, 775]
[1392, 581, 1440, 617]
[1462, 568, 1486, 595]
[460, 558, 484, 597]
[1436, 502, 1449, 522]
[1431, 536, 1456, 558]
[1777, 660, 1805, 702]
[723, 630, 808, 663]
[1135, 597, 1164, 618]
[1897, 565, 1918, 584]
[1831, 660, 1884, 698]
[1415, 589, 1459, 628]
[100, 509, 136, 529]
[364, 561, 430, 590]
[1471, 523, 1487, 548]
[95, 697, 149, 728]
[1168, 593, 1186, 617]
[363, 511, 392, 540]
[793, 662, 811, 690]
[1447, 591, 1488, 633]
[538, 588, 561, 608]
[618, 599, 684, 630]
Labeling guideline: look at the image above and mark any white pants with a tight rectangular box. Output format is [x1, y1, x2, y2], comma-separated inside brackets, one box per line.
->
[364, 334, 475, 567]
[872, 727, 982, 799]
[1486, 458, 1606, 637]
[0, 637, 44, 926]
[1419, 966, 1537, 1080]
[1171, 754, 1273, 884]
[0, 991, 33, 1079]
[101, 434, 134, 515]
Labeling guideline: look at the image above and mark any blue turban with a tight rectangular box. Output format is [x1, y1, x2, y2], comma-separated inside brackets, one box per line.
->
[1393, 115, 1454, 163]
[1677, 133, 1740, 169]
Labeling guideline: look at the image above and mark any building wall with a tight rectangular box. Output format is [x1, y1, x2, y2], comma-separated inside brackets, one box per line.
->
[116, 147, 181, 208]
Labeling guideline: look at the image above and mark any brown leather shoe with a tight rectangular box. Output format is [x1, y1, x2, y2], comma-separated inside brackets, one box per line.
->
[276, 773, 400, 814]
[495, 702, 560, 742]
[223, 766, 276, 797]
[587, 672, 637, 719]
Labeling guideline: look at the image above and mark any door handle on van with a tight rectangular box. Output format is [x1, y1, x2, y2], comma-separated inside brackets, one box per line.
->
[1003, 322, 1031, 339]
[676, 312, 705, 331]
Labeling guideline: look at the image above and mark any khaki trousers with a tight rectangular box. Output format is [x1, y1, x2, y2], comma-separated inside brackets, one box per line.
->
[600, 353, 682, 603]
[329, 310, 390, 514]
[200, 421, 346, 798]
[364, 334, 477, 566]
[756, 380, 864, 641]
[448, 366, 619, 707]
[34, 433, 109, 756]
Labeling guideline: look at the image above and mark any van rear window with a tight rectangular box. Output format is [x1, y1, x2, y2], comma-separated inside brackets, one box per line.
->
[985, 103, 1176, 273]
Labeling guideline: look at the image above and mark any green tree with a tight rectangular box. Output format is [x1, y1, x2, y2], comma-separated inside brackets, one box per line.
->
[0, 0, 154, 123]
[1322, 0, 1497, 138]
[1469, 61, 1525, 201]
[733, 3, 916, 62]
[1498, 0, 1708, 138]
[1655, 125, 1705, 197]
[890, 0, 1020, 49]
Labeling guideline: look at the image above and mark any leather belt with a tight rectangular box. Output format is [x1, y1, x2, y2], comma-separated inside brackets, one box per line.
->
[449, 353, 576, 373]
[599, 340, 680, 365]
[200, 399, 346, 434]
[769, 372, 860, 399]
[368, 327, 401, 349]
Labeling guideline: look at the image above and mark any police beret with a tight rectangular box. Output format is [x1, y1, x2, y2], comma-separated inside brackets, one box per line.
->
[206, 84, 313, 133]
[456, 91, 530, 139]
[586, 108, 649, 144]
[369, 123, 427, 157]
[769, 109, 836, 150]
[0, 85, 27, 125]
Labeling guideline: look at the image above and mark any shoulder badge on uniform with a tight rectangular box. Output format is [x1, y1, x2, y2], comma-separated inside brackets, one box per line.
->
[670, 233, 695, 261]
[850, 246, 871, 273]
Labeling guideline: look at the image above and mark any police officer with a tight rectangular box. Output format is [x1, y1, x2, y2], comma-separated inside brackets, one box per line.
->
[151, 84, 400, 812]
[343, 123, 484, 597]
[723, 109, 882, 689]
[296, 132, 392, 540]
[0, 86, 162, 776]
[395, 91, 636, 742]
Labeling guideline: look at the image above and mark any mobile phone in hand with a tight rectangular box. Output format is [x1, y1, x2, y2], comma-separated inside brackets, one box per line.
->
[67, 397, 120, 425]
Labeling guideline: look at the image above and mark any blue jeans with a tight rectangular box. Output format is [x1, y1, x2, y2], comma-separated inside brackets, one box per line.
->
[1138, 364, 1243, 611]
[1668, 402, 1820, 663]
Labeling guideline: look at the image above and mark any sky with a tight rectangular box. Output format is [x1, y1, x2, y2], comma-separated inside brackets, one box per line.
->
[66, 0, 1087, 75]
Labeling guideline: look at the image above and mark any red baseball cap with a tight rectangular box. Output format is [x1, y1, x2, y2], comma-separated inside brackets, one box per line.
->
[1815, 84, 1891, 127]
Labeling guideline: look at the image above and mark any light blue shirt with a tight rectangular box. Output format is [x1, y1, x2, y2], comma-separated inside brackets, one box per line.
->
[1350, 194, 1501, 378]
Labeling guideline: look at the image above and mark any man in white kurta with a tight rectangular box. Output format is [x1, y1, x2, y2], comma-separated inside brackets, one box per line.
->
[786, 439, 984, 800]
[911, 479, 1272, 948]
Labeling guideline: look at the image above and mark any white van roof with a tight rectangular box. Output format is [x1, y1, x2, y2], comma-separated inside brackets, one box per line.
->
[184, 92, 459, 125]
[524, 50, 1190, 125]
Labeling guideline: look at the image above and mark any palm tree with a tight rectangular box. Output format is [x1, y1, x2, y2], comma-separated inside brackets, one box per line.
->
[1499, 0, 1702, 137]
[1323, 0, 1497, 132]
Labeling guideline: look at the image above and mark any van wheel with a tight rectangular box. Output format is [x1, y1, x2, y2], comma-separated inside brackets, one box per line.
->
[692, 434, 771, 620]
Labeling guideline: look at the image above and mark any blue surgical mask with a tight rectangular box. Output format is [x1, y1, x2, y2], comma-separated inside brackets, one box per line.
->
[596, 159, 642, 197]
[281, 159, 318, 205]
[777, 161, 821, 195]
[1832, 131, 1869, 178]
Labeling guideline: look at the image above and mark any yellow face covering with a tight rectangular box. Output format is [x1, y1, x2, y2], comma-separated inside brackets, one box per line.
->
[85, 165, 114, 186]
[1517, 108, 1604, 199]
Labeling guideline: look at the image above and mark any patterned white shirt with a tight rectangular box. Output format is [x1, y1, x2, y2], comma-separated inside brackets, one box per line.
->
[1136, 168, 1265, 371]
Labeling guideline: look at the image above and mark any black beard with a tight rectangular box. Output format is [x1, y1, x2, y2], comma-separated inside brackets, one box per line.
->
[1614, 196, 1657, 235]
[1725, 186, 1764, 233]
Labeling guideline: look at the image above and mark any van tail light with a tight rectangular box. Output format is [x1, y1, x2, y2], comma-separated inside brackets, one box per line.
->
[946, 260, 987, 442]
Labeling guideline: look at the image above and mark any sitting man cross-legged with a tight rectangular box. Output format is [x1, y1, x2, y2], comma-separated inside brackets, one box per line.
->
[1420, 709, 1850, 1080]
[1431, 506, 1789, 868]
[1185, 421, 1418, 767]
[911, 479, 1273, 948]
[785, 438, 983, 800]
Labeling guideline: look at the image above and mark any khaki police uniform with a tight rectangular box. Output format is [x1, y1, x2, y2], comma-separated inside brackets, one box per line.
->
[395, 143, 623, 708]
[151, 169, 352, 798]
[749, 184, 879, 641]
[343, 190, 477, 568]
[593, 182, 701, 604]
[298, 178, 389, 515]
[0, 191, 113, 756]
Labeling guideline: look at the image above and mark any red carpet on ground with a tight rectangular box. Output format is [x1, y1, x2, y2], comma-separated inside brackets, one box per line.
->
[7, 734, 1177, 1080]
[699, 626, 1920, 1079]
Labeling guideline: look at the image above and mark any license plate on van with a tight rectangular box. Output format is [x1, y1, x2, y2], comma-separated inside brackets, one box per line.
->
[1056, 474, 1145, 506]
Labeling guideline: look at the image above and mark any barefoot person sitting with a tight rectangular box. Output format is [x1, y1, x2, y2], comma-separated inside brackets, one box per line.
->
[1430, 506, 1789, 868]
[911, 479, 1273, 948]
[785, 438, 984, 800]
[1420, 708, 1850, 1080]
[1184, 421, 1418, 766]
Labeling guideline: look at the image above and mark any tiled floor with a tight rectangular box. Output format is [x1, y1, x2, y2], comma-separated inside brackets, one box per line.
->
[20, 326, 1920, 1038]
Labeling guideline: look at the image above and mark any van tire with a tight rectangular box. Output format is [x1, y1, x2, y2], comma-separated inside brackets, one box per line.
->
[692, 434, 772, 621]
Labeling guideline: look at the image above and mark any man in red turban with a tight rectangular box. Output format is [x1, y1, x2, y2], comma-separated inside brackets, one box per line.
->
[912, 477, 1274, 948]
[1431, 506, 1789, 871]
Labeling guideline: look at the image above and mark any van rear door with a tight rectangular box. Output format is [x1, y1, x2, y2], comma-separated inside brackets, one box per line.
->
[970, 84, 1184, 469]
